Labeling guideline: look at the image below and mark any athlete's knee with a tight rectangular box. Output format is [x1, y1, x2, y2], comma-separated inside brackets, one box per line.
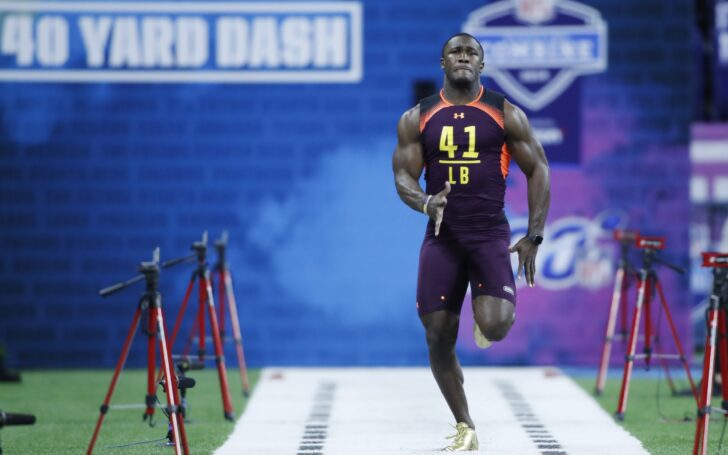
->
[473, 296, 515, 341]
[425, 327, 457, 354]
[477, 312, 515, 341]
[479, 320, 513, 341]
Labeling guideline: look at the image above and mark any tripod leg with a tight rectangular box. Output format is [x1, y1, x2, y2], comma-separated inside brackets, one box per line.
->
[87, 307, 143, 455]
[717, 308, 728, 412]
[145, 306, 157, 422]
[620, 273, 629, 346]
[694, 296, 720, 455]
[157, 304, 189, 455]
[654, 279, 699, 403]
[157, 277, 196, 385]
[596, 266, 626, 395]
[225, 269, 251, 396]
[217, 268, 226, 338]
[643, 277, 652, 370]
[202, 272, 235, 420]
[198, 278, 206, 360]
[169, 277, 196, 349]
[616, 272, 646, 420]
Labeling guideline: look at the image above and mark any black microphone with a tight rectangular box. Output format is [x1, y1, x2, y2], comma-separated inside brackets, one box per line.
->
[158, 376, 196, 390]
[178, 377, 196, 390]
[0, 411, 36, 427]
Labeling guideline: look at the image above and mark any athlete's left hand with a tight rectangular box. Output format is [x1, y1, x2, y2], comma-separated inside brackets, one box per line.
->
[509, 237, 538, 287]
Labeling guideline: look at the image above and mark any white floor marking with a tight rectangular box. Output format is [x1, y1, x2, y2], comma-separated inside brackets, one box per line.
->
[214, 368, 648, 455]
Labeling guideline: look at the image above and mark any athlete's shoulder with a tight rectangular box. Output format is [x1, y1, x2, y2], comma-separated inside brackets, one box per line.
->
[417, 92, 451, 133]
[503, 99, 531, 139]
[481, 88, 506, 112]
[418, 93, 442, 115]
[397, 105, 421, 141]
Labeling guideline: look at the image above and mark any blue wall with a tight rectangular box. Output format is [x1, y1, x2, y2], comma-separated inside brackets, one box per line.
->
[0, 0, 694, 367]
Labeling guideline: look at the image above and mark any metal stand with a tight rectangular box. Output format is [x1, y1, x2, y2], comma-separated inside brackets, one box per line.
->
[694, 253, 728, 455]
[213, 232, 250, 397]
[166, 232, 235, 421]
[615, 235, 699, 420]
[87, 248, 189, 455]
[596, 229, 638, 395]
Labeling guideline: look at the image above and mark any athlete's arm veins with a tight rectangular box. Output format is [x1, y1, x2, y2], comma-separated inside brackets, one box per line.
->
[505, 101, 550, 236]
[393, 107, 427, 213]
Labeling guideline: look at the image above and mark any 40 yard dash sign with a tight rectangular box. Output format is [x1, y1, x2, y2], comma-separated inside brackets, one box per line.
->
[0, 1, 362, 83]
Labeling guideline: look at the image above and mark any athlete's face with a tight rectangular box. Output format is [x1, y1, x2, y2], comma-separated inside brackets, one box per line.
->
[440, 36, 484, 86]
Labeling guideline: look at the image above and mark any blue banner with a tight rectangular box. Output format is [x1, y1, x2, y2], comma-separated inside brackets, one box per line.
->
[0, 1, 362, 82]
[0, 0, 694, 368]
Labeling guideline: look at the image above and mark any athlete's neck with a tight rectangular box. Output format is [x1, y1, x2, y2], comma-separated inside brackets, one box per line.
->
[441, 81, 482, 105]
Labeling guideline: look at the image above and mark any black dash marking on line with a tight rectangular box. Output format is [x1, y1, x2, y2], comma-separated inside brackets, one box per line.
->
[297, 382, 337, 454]
[494, 380, 567, 455]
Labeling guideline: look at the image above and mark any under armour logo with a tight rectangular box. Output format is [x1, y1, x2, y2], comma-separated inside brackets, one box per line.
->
[453, 113, 464, 119]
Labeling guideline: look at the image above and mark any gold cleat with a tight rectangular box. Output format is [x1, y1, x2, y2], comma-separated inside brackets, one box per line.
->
[473, 323, 492, 349]
[443, 422, 479, 451]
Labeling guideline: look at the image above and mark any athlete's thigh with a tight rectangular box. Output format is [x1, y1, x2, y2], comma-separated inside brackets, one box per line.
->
[464, 230, 516, 305]
[416, 232, 469, 316]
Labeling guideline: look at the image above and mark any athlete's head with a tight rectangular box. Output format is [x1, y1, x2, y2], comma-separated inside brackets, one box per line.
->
[440, 33, 484, 87]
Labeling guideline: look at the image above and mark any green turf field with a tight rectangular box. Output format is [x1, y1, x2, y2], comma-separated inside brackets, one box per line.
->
[0, 369, 259, 454]
[575, 375, 728, 455]
[0, 368, 724, 454]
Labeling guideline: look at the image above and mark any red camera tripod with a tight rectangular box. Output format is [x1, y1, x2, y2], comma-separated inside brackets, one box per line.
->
[165, 233, 235, 421]
[595, 229, 638, 395]
[87, 248, 189, 455]
[213, 231, 250, 397]
[615, 235, 698, 420]
[693, 252, 728, 455]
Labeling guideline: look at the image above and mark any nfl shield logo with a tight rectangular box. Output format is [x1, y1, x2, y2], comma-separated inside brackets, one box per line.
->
[515, 0, 556, 24]
[463, 0, 608, 111]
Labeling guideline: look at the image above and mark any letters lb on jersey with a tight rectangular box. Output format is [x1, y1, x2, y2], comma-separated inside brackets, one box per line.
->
[463, 0, 608, 111]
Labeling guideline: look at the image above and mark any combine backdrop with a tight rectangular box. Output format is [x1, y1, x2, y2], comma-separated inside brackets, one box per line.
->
[0, 0, 693, 367]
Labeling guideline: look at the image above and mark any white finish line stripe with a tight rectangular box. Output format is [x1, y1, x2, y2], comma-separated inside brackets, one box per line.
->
[215, 368, 648, 455]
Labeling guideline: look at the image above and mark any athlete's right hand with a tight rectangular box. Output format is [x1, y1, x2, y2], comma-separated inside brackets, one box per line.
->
[427, 181, 451, 236]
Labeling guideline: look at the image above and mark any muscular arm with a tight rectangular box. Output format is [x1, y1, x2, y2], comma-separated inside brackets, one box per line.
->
[504, 100, 550, 286]
[505, 100, 550, 237]
[392, 107, 427, 213]
[392, 106, 450, 235]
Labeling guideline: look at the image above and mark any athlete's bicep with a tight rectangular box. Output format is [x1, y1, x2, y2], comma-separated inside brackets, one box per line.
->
[392, 108, 424, 180]
[504, 101, 548, 177]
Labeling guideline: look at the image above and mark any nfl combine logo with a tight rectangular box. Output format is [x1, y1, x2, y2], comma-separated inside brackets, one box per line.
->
[463, 0, 608, 111]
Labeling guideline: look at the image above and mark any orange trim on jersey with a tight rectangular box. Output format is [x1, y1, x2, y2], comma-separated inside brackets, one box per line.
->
[419, 101, 449, 133]
[500, 143, 511, 180]
[471, 101, 505, 129]
[438, 86, 484, 106]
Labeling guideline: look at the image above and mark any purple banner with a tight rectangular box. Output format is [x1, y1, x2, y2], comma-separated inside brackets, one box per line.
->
[716, 1, 728, 117]
[456, 0, 693, 366]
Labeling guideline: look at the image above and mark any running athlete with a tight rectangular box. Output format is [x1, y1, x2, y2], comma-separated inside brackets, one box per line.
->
[392, 33, 550, 451]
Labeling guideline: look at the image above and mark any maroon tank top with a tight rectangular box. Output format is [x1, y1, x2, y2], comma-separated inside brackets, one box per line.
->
[419, 86, 510, 230]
